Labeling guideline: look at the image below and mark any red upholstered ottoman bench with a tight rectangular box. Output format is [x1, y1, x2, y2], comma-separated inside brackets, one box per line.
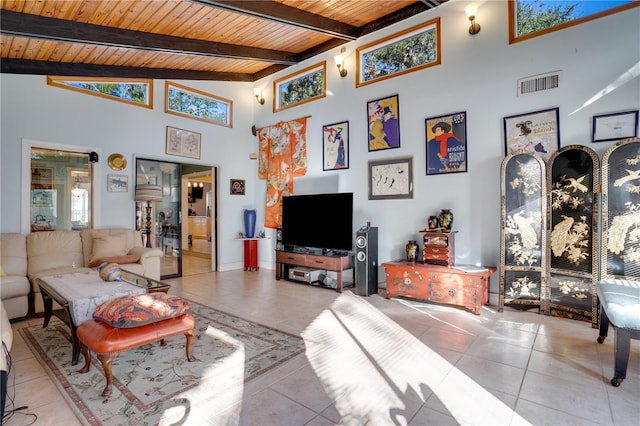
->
[76, 293, 196, 397]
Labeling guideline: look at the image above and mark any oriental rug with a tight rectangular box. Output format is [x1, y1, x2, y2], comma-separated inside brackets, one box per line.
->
[19, 300, 305, 426]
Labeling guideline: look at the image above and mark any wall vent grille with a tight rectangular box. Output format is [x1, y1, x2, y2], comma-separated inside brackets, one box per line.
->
[518, 71, 561, 96]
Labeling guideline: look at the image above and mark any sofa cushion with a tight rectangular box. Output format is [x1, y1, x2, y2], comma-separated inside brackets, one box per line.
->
[27, 231, 84, 277]
[1, 233, 27, 276]
[93, 293, 191, 328]
[89, 233, 127, 264]
[81, 229, 143, 266]
[88, 254, 141, 268]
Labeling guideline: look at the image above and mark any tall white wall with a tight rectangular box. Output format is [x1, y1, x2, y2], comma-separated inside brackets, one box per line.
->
[1, 1, 639, 288]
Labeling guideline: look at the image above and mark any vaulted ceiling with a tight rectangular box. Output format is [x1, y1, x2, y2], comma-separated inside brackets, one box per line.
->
[0, 0, 447, 82]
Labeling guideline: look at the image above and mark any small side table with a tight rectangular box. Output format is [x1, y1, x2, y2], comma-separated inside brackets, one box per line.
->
[237, 238, 269, 271]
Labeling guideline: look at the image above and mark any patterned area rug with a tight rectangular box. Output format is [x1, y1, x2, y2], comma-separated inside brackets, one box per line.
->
[20, 300, 305, 425]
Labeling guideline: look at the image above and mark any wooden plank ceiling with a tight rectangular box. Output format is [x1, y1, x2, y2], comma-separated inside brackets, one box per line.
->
[0, 0, 446, 81]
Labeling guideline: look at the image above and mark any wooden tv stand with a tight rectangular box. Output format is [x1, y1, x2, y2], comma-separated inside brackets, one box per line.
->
[275, 250, 354, 292]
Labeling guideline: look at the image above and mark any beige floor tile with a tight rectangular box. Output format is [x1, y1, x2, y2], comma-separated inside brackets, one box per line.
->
[519, 370, 612, 424]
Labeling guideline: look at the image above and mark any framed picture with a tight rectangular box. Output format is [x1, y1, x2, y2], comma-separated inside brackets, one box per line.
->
[31, 189, 54, 207]
[31, 167, 53, 190]
[425, 111, 467, 175]
[367, 94, 400, 152]
[273, 61, 326, 112]
[368, 157, 413, 200]
[503, 107, 560, 162]
[230, 179, 245, 195]
[165, 126, 202, 159]
[107, 174, 128, 192]
[592, 110, 639, 142]
[165, 81, 232, 127]
[322, 121, 349, 171]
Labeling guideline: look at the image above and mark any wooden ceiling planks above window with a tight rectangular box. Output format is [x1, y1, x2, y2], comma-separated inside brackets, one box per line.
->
[0, 0, 446, 81]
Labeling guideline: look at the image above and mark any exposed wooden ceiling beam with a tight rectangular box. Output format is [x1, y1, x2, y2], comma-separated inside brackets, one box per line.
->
[359, 2, 433, 36]
[0, 10, 298, 64]
[0, 59, 254, 81]
[192, 0, 359, 40]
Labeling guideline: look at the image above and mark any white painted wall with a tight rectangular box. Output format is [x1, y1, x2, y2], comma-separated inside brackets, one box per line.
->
[1, 1, 639, 290]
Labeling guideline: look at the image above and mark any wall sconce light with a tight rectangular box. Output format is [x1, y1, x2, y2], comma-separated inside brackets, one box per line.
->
[253, 88, 265, 105]
[334, 47, 348, 78]
[465, 5, 481, 35]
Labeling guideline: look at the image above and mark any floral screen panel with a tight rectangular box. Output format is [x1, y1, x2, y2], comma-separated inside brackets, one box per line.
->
[547, 146, 599, 326]
[601, 138, 640, 280]
[500, 152, 547, 311]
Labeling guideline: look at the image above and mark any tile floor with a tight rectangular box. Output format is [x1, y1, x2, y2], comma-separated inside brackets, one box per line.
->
[4, 268, 639, 425]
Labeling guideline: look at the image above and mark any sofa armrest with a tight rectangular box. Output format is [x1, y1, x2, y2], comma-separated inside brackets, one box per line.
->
[1, 302, 12, 372]
[127, 247, 162, 280]
[128, 246, 162, 261]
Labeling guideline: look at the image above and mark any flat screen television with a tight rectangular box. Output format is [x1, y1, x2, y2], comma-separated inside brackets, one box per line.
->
[281, 192, 353, 252]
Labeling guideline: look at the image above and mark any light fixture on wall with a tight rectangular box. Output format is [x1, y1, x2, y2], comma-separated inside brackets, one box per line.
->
[465, 4, 481, 35]
[188, 181, 203, 187]
[135, 183, 162, 248]
[334, 47, 348, 78]
[253, 88, 265, 105]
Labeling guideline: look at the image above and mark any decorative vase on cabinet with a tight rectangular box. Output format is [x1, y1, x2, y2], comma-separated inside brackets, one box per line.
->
[439, 209, 454, 231]
[406, 240, 419, 262]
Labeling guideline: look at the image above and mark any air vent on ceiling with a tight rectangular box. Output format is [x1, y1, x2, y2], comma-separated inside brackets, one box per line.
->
[518, 71, 561, 96]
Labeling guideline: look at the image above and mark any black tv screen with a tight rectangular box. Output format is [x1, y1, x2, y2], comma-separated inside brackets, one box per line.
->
[281, 192, 353, 252]
[191, 187, 204, 199]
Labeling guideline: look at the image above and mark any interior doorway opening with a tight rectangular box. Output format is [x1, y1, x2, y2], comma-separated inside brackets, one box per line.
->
[135, 158, 216, 279]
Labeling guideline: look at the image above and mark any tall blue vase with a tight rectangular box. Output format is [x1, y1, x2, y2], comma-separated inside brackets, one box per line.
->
[243, 209, 256, 238]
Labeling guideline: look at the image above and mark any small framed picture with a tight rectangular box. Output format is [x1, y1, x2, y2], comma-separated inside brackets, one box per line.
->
[368, 157, 413, 200]
[367, 94, 400, 151]
[230, 179, 245, 195]
[31, 167, 53, 190]
[107, 174, 128, 192]
[503, 107, 560, 162]
[592, 110, 639, 142]
[425, 111, 467, 175]
[165, 126, 202, 159]
[322, 121, 349, 171]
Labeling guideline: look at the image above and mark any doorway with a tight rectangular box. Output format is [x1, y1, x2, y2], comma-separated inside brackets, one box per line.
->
[135, 158, 216, 279]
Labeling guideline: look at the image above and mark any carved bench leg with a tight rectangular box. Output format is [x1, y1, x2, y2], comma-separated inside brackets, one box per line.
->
[97, 353, 120, 397]
[78, 343, 91, 374]
[185, 329, 195, 362]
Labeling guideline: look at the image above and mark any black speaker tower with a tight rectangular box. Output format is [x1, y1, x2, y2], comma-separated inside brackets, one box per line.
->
[355, 224, 378, 296]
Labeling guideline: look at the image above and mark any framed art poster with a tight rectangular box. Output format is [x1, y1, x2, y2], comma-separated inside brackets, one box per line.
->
[368, 157, 413, 200]
[592, 110, 638, 142]
[367, 94, 400, 151]
[425, 111, 467, 175]
[504, 107, 560, 162]
[322, 121, 349, 171]
[166, 126, 201, 159]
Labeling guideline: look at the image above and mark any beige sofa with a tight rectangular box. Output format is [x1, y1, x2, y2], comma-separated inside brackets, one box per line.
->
[1, 228, 162, 316]
[0, 233, 30, 320]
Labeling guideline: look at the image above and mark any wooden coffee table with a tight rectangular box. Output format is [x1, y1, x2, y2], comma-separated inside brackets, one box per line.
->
[37, 269, 170, 365]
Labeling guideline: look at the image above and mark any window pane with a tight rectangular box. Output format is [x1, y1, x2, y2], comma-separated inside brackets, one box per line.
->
[512, 0, 636, 41]
[31, 148, 92, 232]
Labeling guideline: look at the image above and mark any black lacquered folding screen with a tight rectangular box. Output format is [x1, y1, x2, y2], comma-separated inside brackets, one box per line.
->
[500, 152, 547, 311]
[547, 145, 599, 326]
[601, 138, 640, 281]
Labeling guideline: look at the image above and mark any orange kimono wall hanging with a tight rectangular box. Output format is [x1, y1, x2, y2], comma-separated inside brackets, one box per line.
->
[258, 117, 308, 228]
